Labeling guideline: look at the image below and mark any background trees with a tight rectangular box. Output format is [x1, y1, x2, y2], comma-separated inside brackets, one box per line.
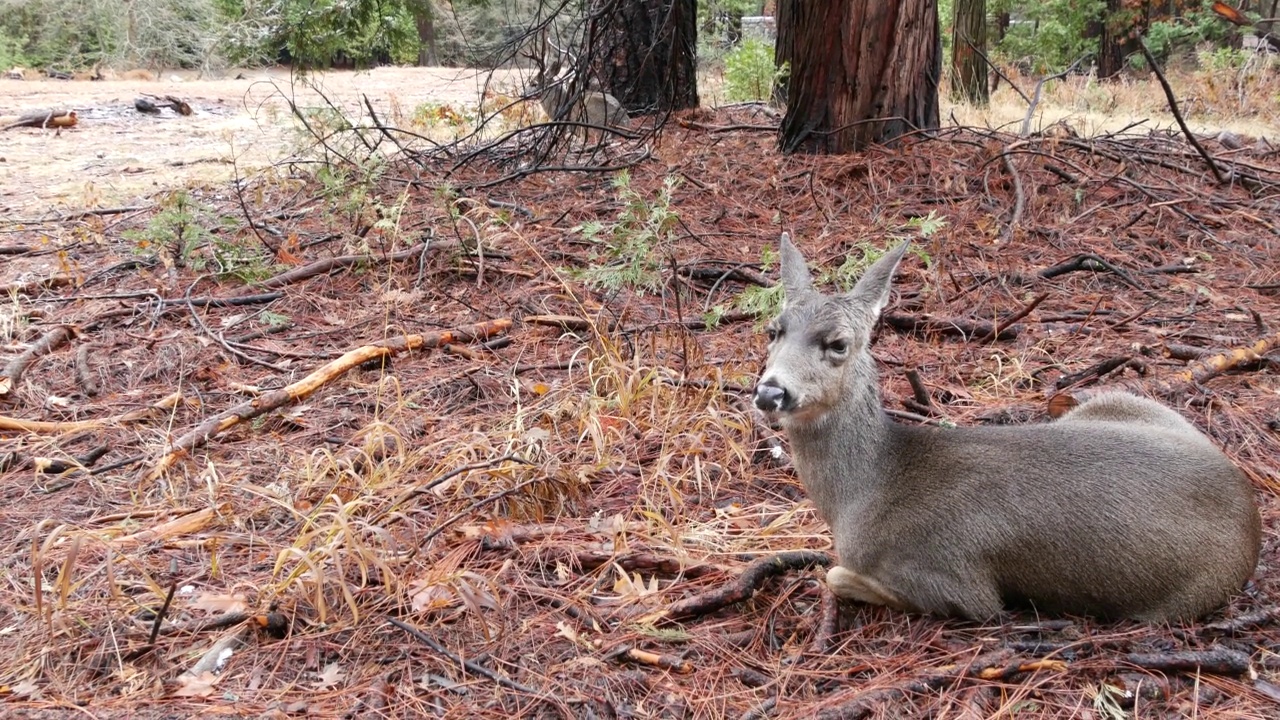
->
[776, 0, 941, 153]
[0, 0, 1265, 93]
[951, 0, 988, 104]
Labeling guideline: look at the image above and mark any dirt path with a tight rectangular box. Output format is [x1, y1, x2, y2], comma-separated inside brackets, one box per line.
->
[0, 67, 516, 217]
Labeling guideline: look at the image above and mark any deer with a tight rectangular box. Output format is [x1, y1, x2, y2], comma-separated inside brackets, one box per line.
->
[525, 35, 628, 144]
[753, 233, 1262, 622]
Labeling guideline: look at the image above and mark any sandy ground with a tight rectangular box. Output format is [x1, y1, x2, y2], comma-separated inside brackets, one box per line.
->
[0, 67, 518, 217]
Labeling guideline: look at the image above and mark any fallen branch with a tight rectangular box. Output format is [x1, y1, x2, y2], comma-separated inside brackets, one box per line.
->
[1054, 355, 1145, 391]
[815, 649, 1067, 720]
[0, 325, 76, 396]
[808, 585, 841, 655]
[1126, 647, 1251, 676]
[144, 319, 511, 480]
[0, 391, 182, 434]
[979, 291, 1050, 342]
[1038, 254, 1145, 291]
[1176, 330, 1280, 385]
[3, 109, 78, 131]
[663, 551, 832, 622]
[607, 645, 693, 674]
[1049, 330, 1280, 413]
[882, 313, 1017, 341]
[1136, 37, 1227, 186]
[0, 275, 77, 297]
[258, 240, 456, 289]
[108, 505, 224, 548]
[386, 617, 544, 695]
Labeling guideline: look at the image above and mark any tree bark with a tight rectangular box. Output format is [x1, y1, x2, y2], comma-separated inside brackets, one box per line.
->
[594, 0, 699, 113]
[773, 0, 794, 104]
[1096, 0, 1147, 79]
[776, 0, 940, 154]
[950, 0, 988, 104]
[414, 4, 439, 67]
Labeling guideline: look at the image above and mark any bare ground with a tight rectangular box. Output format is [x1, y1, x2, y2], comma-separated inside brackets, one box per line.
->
[0, 67, 515, 216]
[0, 103, 1279, 719]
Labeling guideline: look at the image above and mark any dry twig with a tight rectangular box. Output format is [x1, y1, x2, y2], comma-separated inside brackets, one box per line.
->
[664, 551, 831, 622]
[144, 319, 511, 480]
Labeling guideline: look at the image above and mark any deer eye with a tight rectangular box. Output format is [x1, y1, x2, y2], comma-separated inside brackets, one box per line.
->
[765, 324, 780, 342]
[823, 338, 849, 356]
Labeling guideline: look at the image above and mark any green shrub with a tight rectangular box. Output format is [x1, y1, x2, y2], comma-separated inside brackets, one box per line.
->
[724, 37, 787, 102]
[572, 172, 681, 296]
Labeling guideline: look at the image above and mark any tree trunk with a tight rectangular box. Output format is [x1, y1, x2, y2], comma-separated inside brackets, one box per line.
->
[950, 0, 988, 104]
[1096, 0, 1146, 79]
[594, 0, 699, 113]
[777, 0, 940, 154]
[995, 11, 1010, 43]
[773, 0, 794, 104]
[414, 5, 438, 67]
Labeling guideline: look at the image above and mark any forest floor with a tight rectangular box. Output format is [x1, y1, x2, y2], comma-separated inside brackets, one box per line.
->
[1, 68, 1279, 719]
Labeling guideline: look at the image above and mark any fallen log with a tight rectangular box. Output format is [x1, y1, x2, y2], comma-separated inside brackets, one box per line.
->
[3, 109, 78, 131]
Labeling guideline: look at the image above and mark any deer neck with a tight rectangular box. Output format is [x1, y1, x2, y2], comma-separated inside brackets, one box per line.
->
[783, 356, 889, 522]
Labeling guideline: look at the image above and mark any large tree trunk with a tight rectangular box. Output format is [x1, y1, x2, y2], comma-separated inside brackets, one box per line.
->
[594, 0, 699, 113]
[776, 0, 940, 154]
[950, 0, 988, 105]
[1096, 0, 1147, 79]
[773, 0, 794, 105]
[414, 7, 439, 67]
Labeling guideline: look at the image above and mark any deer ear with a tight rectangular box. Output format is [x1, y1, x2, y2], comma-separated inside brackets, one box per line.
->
[778, 232, 813, 299]
[848, 242, 909, 318]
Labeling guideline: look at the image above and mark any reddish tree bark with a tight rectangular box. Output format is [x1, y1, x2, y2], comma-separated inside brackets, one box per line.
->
[950, 0, 988, 104]
[776, 0, 940, 154]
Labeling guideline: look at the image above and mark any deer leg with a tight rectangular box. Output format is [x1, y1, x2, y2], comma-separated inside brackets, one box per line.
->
[826, 566, 906, 608]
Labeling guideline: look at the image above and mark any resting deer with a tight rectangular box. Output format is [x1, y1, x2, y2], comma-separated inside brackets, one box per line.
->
[754, 234, 1261, 621]
[527, 50, 628, 143]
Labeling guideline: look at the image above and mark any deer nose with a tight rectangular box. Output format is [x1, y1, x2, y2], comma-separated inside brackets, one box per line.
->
[754, 382, 789, 413]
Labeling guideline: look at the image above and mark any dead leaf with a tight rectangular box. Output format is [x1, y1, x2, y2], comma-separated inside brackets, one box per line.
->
[454, 573, 498, 612]
[555, 621, 581, 645]
[408, 580, 456, 613]
[612, 564, 659, 599]
[191, 592, 249, 614]
[313, 662, 346, 691]
[44, 395, 72, 409]
[173, 671, 220, 697]
[7, 680, 41, 699]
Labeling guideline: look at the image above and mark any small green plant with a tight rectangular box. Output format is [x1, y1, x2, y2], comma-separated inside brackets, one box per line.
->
[827, 215, 941, 291]
[410, 102, 469, 129]
[572, 172, 681, 295]
[1198, 46, 1250, 72]
[259, 311, 291, 329]
[724, 38, 788, 102]
[125, 190, 218, 270]
[211, 235, 276, 283]
[719, 215, 942, 323]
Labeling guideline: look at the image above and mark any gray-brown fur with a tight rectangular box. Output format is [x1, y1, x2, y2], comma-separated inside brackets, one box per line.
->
[529, 53, 628, 141]
[754, 233, 1261, 621]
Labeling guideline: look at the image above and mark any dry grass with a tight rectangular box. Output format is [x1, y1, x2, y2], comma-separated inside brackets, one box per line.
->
[946, 57, 1280, 139]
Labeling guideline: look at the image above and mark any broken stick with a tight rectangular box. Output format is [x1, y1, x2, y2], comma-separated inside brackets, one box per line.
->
[0, 324, 76, 396]
[663, 550, 831, 622]
[144, 319, 512, 480]
[0, 391, 181, 434]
